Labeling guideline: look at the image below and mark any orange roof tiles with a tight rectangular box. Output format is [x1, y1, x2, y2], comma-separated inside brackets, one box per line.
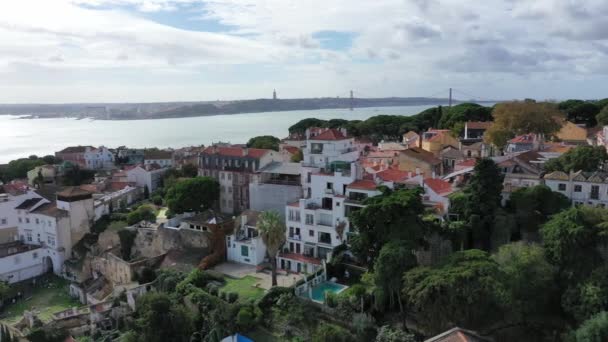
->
[456, 159, 476, 168]
[309, 129, 348, 141]
[509, 134, 535, 144]
[376, 169, 409, 182]
[202, 146, 270, 159]
[424, 178, 452, 195]
[347, 179, 378, 191]
[466, 121, 493, 130]
[279, 252, 321, 265]
[282, 146, 300, 155]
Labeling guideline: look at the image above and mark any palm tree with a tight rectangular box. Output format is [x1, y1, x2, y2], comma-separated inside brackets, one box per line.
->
[257, 211, 286, 286]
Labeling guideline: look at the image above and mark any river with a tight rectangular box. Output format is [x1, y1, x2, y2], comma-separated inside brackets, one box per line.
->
[0, 104, 447, 163]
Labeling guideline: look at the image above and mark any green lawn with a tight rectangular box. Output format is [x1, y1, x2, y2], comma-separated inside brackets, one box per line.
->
[219, 276, 265, 302]
[107, 220, 127, 231]
[1, 276, 80, 324]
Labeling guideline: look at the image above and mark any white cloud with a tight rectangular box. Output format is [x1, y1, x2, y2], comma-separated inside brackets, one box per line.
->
[0, 0, 607, 102]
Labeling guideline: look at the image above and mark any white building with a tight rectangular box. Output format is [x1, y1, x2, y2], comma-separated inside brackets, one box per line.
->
[143, 150, 174, 168]
[226, 211, 267, 266]
[126, 164, 168, 192]
[544, 170, 607, 207]
[249, 162, 302, 217]
[93, 186, 141, 221]
[84, 146, 115, 170]
[278, 128, 366, 273]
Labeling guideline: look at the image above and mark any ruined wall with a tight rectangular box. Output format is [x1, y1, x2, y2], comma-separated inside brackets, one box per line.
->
[132, 226, 212, 258]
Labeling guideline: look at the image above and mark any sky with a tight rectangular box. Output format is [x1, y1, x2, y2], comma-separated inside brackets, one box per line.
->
[1, 0, 608, 103]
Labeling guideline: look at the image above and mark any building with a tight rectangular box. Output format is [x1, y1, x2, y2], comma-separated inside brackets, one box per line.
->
[126, 164, 168, 192]
[555, 121, 588, 145]
[424, 327, 492, 342]
[398, 147, 442, 178]
[55, 146, 114, 170]
[506, 134, 539, 153]
[199, 145, 282, 214]
[498, 151, 544, 201]
[278, 129, 370, 273]
[226, 210, 267, 265]
[421, 129, 460, 156]
[115, 147, 145, 165]
[462, 121, 492, 141]
[249, 162, 302, 216]
[143, 150, 173, 167]
[544, 170, 608, 207]
[422, 177, 453, 215]
[440, 146, 465, 173]
[93, 186, 141, 221]
[402, 131, 420, 148]
[27, 165, 57, 187]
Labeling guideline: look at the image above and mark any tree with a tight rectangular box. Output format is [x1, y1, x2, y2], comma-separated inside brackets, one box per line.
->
[562, 266, 608, 323]
[290, 149, 303, 162]
[596, 105, 608, 126]
[559, 100, 600, 127]
[118, 229, 137, 261]
[165, 177, 219, 214]
[62, 164, 95, 186]
[438, 103, 492, 132]
[541, 206, 608, 282]
[0, 281, 10, 303]
[27, 327, 69, 342]
[127, 206, 156, 225]
[246, 135, 280, 151]
[544, 145, 608, 173]
[181, 163, 199, 178]
[374, 241, 417, 312]
[257, 211, 286, 286]
[375, 326, 415, 342]
[288, 118, 328, 134]
[493, 243, 559, 322]
[349, 188, 426, 265]
[571, 311, 608, 342]
[402, 250, 505, 334]
[143, 185, 150, 199]
[312, 323, 352, 342]
[485, 101, 563, 148]
[134, 292, 194, 342]
[508, 185, 570, 235]
[462, 158, 504, 250]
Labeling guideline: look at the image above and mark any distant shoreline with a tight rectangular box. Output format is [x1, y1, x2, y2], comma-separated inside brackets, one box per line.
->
[0, 97, 496, 121]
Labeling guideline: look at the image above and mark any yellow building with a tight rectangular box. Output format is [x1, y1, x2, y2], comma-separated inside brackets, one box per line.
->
[555, 121, 587, 145]
[421, 129, 460, 156]
[398, 147, 442, 178]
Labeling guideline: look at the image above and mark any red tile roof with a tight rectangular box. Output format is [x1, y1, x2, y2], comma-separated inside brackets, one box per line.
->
[401, 147, 441, 165]
[279, 252, 321, 265]
[310, 129, 348, 141]
[376, 169, 409, 182]
[201, 146, 270, 159]
[109, 182, 131, 191]
[347, 179, 378, 191]
[424, 178, 452, 195]
[282, 146, 300, 155]
[456, 159, 476, 168]
[509, 134, 535, 144]
[466, 121, 493, 130]
[424, 129, 451, 142]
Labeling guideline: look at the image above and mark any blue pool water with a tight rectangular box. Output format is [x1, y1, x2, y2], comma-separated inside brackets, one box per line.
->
[310, 282, 348, 302]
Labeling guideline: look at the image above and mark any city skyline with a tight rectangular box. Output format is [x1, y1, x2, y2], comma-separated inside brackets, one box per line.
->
[1, 0, 607, 103]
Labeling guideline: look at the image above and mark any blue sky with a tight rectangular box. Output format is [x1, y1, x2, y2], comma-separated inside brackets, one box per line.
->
[0, 0, 607, 103]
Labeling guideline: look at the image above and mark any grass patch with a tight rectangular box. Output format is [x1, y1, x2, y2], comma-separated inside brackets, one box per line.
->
[1, 276, 80, 324]
[107, 220, 127, 232]
[219, 276, 265, 302]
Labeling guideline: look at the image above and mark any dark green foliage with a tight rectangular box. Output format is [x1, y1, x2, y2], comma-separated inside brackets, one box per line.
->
[290, 149, 303, 162]
[402, 250, 505, 334]
[288, 118, 328, 134]
[155, 269, 186, 293]
[312, 323, 352, 342]
[0, 157, 45, 182]
[165, 177, 219, 214]
[438, 103, 492, 132]
[349, 188, 426, 265]
[559, 100, 600, 127]
[562, 266, 608, 322]
[544, 146, 608, 173]
[26, 327, 69, 342]
[127, 205, 157, 225]
[62, 164, 95, 186]
[375, 325, 415, 342]
[138, 267, 157, 284]
[509, 185, 570, 234]
[596, 105, 608, 126]
[246, 135, 280, 151]
[374, 241, 417, 312]
[134, 292, 195, 342]
[227, 292, 238, 303]
[117, 229, 137, 261]
[571, 311, 608, 342]
[236, 305, 262, 332]
[151, 195, 163, 205]
[181, 163, 199, 178]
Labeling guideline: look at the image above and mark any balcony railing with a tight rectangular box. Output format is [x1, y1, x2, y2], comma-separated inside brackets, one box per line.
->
[263, 179, 301, 186]
[288, 234, 301, 241]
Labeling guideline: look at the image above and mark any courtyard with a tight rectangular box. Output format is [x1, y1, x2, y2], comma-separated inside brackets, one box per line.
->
[213, 262, 304, 290]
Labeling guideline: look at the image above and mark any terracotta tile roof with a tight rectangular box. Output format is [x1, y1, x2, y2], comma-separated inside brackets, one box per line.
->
[31, 202, 68, 218]
[376, 169, 410, 182]
[466, 121, 493, 130]
[509, 134, 535, 144]
[347, 179, 378, 191]
[401, 147, 441, 165]
[424, 178, 452, 195]
[201, 146, 270, 159]
[424, 327, 491, 342]
[279, 252, 321, 265]
[0, 181, 29, 195]
[403, 131, 419, 139]
[541, 143, 574, 153]
[109, 182, 131, 191]
[282, 146, 300, 155]
[309, 129, 348, 141]
[79, 184, 98, 193]
[367, 151, 399, 158]
[456, 159, 477, 168]
[57, 186, 92, 198]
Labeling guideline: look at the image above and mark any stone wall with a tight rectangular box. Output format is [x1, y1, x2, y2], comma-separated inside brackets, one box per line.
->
[132, 226, 212, 258]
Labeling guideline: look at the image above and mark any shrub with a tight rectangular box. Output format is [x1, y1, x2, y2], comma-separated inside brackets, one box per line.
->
[208, 285, 219, 296]
[152, 195, 163, 205]
[236, 306, 256, 332]
[325, 292, 338, 308]
[139, 267, 157, 284]
[258, 286, 294, 310]
[312, 323, 351, 342]
[110, 212, 128, 221]
[204, 270, 226, 282]
[228, 292, 239, 303]
[219, 291, 227, 301]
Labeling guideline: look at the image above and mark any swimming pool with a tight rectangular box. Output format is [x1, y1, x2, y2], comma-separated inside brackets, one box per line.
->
[310, 281, 348, 302]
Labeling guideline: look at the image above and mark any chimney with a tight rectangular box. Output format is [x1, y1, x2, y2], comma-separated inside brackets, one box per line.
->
[242, 147, 248, 156]
[432, 171, 436, 179]
[241, 213, 247, 227]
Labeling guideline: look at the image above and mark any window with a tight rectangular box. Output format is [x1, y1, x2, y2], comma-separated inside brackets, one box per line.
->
[558, 183, 567, 191]
[288, 210, 301, 222]
[228, 173, 232, 180]
[190, 224, 195, 229]
[591, 185, 600, 200]
[326, 182, 333, 190]
[25, 218, 30, 223]
[47, 235, 55, 246]
[26, 231, 32, 242]
[318, 232, 331, 245]
[309, 230, 314, 237]
[574, 185, 582, 192]
[305, 214, 314, 225]
[48, 220, 52, 226]
[33, 252, 38, 259]
[35, 218, 39, 224]
[221, 173, 225, 179]
[228, 187, 232, 193]
[241, 245, 249, 257]
[18, 217, 22, 223]
[0, 218, 6, 225]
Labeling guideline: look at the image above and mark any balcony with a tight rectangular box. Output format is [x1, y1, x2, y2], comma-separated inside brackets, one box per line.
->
[263, 179, 301, 186]
[318, 233, 332, 245]
[288, 234, 302, 241]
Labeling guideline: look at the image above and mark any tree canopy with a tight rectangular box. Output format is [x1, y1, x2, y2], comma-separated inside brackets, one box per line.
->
[508, 185, 570, 234]
[572, 311, 608, 342]
[596, 105, 608, 126]
[165, 176, 219, 214]
[246, 135, 280, 151]
[559, 99, 600, 127]
[544, 145, 608, 173]
[485, 101, 563, 148]
[438, 103, 492, 134]
[374, 241, 417, 312]
[257, 211, 286, 286]
[133, 292, 194, 342]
